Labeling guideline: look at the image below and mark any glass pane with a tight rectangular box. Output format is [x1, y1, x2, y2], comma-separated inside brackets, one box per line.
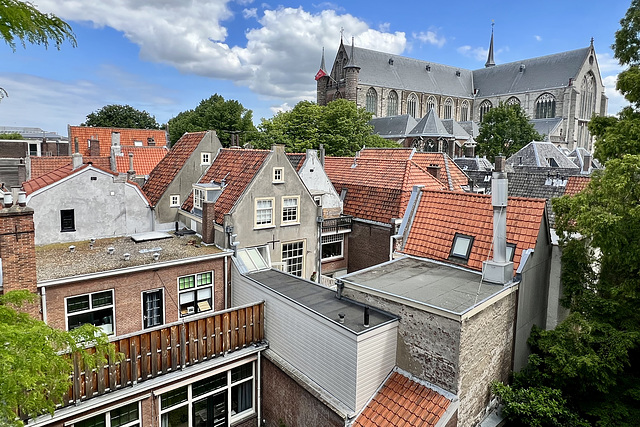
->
[231, 381, 252, 415]
[197, 272, 212, 286]
[179, 276, 195, 290]
[67, 295, 90, 313]
[75, 414, 106, 427]
[161, 405, 188, 427]
[161, 386, 188, 410]
[92, 291, 113, 308]
[111, 402, 139, 427]
[452, 236, 471, 257]
[193, 372, 227, 397]
[231, 363, 252, 383]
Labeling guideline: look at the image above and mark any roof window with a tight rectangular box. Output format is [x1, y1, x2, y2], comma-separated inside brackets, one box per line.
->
[450, 233, 474, 260]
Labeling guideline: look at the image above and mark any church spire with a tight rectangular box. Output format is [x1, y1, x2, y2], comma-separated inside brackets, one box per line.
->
[485, 22, 495, 68]
[345, 36, 360, 69]
[320, 47, 327, 73]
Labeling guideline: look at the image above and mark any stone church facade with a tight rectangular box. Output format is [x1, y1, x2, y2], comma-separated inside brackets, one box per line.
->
[317, 35, 607, 152]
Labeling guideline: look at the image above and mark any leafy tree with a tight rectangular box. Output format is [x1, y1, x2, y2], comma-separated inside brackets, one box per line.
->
[0, 0, 76, 51]
[82, 104, 160, 129]
[255, 99, 397, 156]
[167, 94, 256, 147]
[0, 290, 120, 426]
[476, 102, 542, 162]
[0, 132, 23, 139]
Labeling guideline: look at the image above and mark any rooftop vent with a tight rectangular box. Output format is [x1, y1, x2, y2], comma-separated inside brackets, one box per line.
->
[69, 245, 76, 253]
[338, 313, 345, 324]
[519, 64, 526, 72]
[455, 70, 461, 77]
[107, 247, 115, 255]
[388, 58, 394, 65]
[426, 64, 431, 72]
[153, 252, 160, 261]
[123, 253, 131, 261]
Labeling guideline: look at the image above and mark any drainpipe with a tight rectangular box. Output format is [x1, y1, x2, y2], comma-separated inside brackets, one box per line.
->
[224, 255, 228, 309]
[316, 206, 323, 283]
[41, 287, 47, 324]
[257, 351, 262, 427]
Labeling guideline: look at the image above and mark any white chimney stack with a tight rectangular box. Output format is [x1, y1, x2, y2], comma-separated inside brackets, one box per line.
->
[483, 155, 514, 284]
[71, 152, 83, 170]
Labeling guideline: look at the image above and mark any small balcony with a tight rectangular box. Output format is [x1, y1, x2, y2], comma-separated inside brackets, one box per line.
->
[322, 215, 352, 235]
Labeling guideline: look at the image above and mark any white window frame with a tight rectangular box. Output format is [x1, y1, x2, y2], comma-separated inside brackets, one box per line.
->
[321, 233, 344, 261]
[67, 399, 143, 426]
[194, 188, 205, 210]
[201, 152, 211, 165]
[282, 240, 305, 277]
[273, 167, 284, 183]
[254, 197, 275, 228]
[141, 288, 164, 329]
[65, 289, 115, 335]
[281, 196, 300, 225]
[177, 271, 214, 317]
[169, 194, 180, 207]
[158, 362, 256, 426]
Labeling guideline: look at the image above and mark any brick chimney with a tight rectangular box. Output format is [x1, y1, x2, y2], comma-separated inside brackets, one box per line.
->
[89, 138, 100, 157]
[426, 164, 441, 180]
[201, 200, 216, 245]
[127, 152, 136, 181]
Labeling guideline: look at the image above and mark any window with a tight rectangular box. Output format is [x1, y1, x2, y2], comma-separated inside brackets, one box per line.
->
[142, 289, 164, 329]
[193, 188, 205, 210]
[443, 98, 453, 119]
[314, 195, 322, 206]
[535, 93, 556, 119]
[366, 88, 378, 115]
[255, 198, 274, 228]
[75, 401, 140, 427]
[273, 167, 283, 183]
[450, 233, 474, 260]
[159, 362, 255, 426]
[29, 143, 39, 156]
[407, 93, 418, 118]
[387, 91, 398, 116]
[426, 95, 437, 112]
[461, 101, 469, 121]
[282, 241, 304, 276]
[322, 234, 344, 260]
[170, 195, 180, 207]
[178, 271, 214, 317]
[281, 196, 299, 224]
[479, 100, 493, 122]
[579, 72, 596, 120]
[201, 152, 211, 165]
[66, 290, 115, 335]
[506, 243, 516, 262]
[506, 96, 521, 107]
[61, 209, 75, 232]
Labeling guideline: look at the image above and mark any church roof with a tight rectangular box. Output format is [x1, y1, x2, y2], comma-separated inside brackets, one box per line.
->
[406, 108, 452, 138]
[345, 45, 474, 98]
[530, 118, 562, 138]
[369, 114, 418, 138]
[442, 118, 471, 140]
[507, 141, 580, 170]
[472, 47, 591, 96]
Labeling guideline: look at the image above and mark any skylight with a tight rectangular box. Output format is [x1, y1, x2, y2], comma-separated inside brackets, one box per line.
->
[236, 247, 269, 272]
[450, 233, 474, 260]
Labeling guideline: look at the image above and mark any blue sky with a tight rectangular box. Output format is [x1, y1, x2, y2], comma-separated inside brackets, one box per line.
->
[0, 0, 631, 137]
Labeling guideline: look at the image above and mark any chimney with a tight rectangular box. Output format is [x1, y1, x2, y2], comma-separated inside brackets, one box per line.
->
[582, 153, 591, 173]
[111, 132, 121, 155]
[426, 164, 441, 180]
[127, 152, 136, 180]
[71, 152, 83, 169]
[482, 155, 514, 284]
[89, 139, 100, 157]
[363, 306, 370, 327]
[319, 144, 325, 167]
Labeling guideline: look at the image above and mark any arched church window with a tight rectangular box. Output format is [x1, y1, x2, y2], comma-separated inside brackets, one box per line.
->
[461, 101, 469, 121]
[387, 91, 399, 116]
[366, 88, 378, 115]
[506, 97, 521, 107]
[426, 96, 437, 113]
[443, 98, 453, 119]
[479, 100, 493, 122]
[535, 93, 556, 119]
[579, 72, 596, 120]
[407, 93, 418, 118]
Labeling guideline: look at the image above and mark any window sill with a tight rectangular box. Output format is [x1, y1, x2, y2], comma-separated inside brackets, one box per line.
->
[322, 256, 344, 262]
[61, 229, 76, 233]
[280, 222, 300, 227]
[272, 181, 284, 184]
[254, 225, 276, 230]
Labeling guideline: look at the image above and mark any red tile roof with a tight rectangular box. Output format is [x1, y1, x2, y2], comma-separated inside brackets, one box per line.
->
[113, 146, 168, 175]
[286, 153, 306, 172]
[353, 371, 451, 427]
[324, 157, 445, 224]
[357, 148, 470, 191]
[402, 190, 547, 272]
[182, 149, 271, 224]
[564, 175, 590, 196]
[68, 126, 167, 157]
[142, 131, 207, 206]
[30, 156, 111, 179]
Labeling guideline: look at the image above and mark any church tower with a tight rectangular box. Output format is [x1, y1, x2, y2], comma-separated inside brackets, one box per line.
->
[316, 47, 330, 106]
[344, 37, 361, 102]
[485, 23, 496, 68]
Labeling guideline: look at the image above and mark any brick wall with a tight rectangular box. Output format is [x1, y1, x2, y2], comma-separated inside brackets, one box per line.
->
[44, 256, 228, 336]
[347, 221, 391, 273]
[0, 140, 28, 158]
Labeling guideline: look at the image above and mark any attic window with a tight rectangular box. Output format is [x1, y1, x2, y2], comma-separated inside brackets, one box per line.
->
[201, 152, 211, 165]
[546, 158, 559, 167]
[506, 243, 516, 262]
[273, 167, 284, 183]
[134, 140, 143, 147]
[147, 137, 155, 146]
[450, 233, 474, 260]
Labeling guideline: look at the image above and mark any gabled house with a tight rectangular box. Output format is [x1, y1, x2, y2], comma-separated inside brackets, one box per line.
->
[506, 140, 580, 175]
[67, 125, 167, 157]
[180, 145, 320, 280]
[142, 130, 223, 227]
[111, 145, 168, 184]
[22, 154, 153, 245]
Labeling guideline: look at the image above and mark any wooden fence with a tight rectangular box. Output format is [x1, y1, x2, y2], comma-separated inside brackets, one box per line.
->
[64, 302, 264, 406]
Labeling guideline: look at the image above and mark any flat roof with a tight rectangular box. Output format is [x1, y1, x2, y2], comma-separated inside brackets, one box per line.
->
[341, 256, 512, 315]
[247, 269, 397, 334]
[37, 234, 223, 281]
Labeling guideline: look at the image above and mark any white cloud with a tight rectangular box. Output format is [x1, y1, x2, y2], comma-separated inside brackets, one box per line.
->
[269, 102, 293, 115]
[413, 30, 446, 48]
[596, 52, 623, 74]
[243, 8, 257, 19]
[602, 74, 629, 116]
[535, 35, 542, 41]
[236, 0, 254, 5]
[457, 45, 489, 62]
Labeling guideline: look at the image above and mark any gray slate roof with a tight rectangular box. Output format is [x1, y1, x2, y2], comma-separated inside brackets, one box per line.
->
[507, 141, 580, 170]
[472, 47, 590, 96]
[457, 121, 480, 138]
[507, 171, 571, 227]
[442, 119, 471, 140]
[370, 114, 418, 138]
[530, 118, 562, 138]
[406, 108, 452, 138]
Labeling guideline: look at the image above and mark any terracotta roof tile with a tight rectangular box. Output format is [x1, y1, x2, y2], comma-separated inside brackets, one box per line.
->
[324, 157, 445, 224]
[286, 153, 306, 172]
[142, 131, 207, 206]
[181, 148, 270, 224]
[68, 126, 167, 157]
[402, 190, 547, 272]
[113, 146, 168, 175]
[30, 156, 111, 179]
[353, 372, 451, 427]
[23, 162, 121, 195]
[564, 175, 590, 196]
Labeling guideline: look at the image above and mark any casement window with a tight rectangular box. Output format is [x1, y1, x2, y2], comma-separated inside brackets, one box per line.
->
[450, 233, 474, 261]
[273, 167, 284, 183]
[159, 362, 255, 426]
[193, 189, 205, 210]
[170, 194, 180, 207]
[281, 196, 299, 224]
[142, 289, 164, 329]
[321, 234, 344, 260]
[201, 152, 211, 165]
[66, 290, 115, 335]
[282, 241, 304, 277]
[73, 401, 140, 427]
[178, 271, 213, 317]
[61, 209, 75, 232]
[255, 198, 274, 228]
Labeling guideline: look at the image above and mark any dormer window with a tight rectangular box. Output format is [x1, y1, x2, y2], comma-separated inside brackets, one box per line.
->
[273, 167, 284, 183]
[450, 233, 474, 260]
[134, 140, 143, 147]
[201, 152, 211, 165]
[193, 188, 205, 210]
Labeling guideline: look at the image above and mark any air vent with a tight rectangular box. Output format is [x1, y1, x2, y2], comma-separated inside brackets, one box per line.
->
[388, 58, 394, 65]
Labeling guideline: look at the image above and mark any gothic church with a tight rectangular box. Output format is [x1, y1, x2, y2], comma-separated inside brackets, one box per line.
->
[316, 31, 607, 152]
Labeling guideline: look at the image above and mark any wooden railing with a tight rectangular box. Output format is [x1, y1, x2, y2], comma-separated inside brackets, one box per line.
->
[64, 302, 264, 407]
[322, 215, 352, 235]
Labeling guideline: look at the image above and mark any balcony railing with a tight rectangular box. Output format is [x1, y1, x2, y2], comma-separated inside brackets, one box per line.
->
[322, 215, 352, 235]
[63, 302, 264, 407]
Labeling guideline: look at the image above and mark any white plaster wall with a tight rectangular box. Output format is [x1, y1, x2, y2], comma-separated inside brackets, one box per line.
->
[297, 150, 342, 213]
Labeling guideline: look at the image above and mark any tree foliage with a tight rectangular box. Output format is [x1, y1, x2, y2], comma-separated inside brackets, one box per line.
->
[476, 102, 542, 162]
[82, 104, 160, 129]
[167, 94, 256, 147]
[254, 99, 397, 156]
[0, 0, 76, 51]
[0, 291, 120, 425]
[0, 132, 22, 139]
